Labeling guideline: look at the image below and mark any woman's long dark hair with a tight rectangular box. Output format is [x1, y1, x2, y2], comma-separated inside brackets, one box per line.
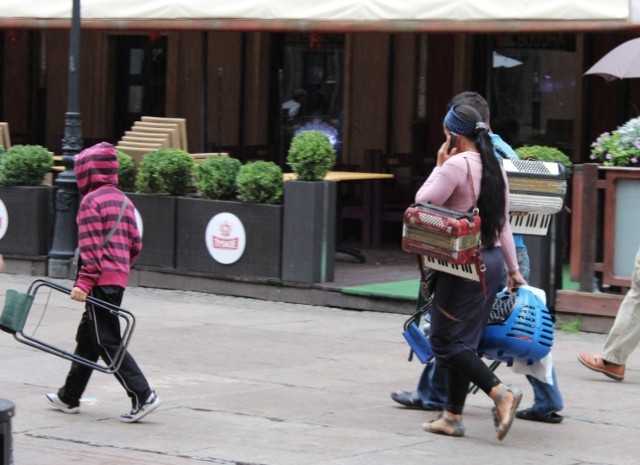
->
[451, 105, 506, 247]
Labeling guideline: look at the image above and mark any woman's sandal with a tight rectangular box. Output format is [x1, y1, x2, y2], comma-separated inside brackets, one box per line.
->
[422, 414, 465, 437]
[494, 385, 523, 441]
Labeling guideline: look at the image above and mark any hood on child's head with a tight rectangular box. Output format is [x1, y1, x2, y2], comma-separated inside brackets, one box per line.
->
[74, 142, 119, 196]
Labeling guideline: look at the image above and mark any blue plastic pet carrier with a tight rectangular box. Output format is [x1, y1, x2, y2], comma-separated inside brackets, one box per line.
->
[478, 287, 554, 365]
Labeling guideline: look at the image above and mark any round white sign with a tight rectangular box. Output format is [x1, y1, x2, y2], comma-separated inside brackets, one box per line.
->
[0, 199, 8, 241]
[205, 212, 246, 264]
[134, 207, 144, 238]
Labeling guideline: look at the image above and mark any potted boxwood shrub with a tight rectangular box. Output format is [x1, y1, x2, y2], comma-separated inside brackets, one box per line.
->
[236, 160, 283, 204]
[282, 130, 337, 283]
[176, 159, 285, 280]
[0, 144, 55, 262]
[135, 148, 194, 195]
[287, 130, 335, 181]
[128, 148, 195, 269]
[117, 150, 136, 193]
[195, 155, 241, 200]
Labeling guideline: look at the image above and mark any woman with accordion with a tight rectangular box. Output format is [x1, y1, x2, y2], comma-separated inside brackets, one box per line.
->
[415, 104, 527, 440]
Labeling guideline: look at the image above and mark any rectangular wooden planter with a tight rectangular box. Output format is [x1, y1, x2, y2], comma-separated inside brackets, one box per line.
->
[0, 185, 55, 256]
[176, 197, 283, 280]
[127, 193, 178, 269]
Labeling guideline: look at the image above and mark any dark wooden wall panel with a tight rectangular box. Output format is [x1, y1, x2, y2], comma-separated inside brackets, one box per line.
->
[390, 33, 416, 154]
[347, 33, 390, 166]
[208, 31, 243, 149]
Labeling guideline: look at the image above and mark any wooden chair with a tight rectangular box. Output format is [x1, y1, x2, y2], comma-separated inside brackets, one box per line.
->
[116, 116, 188, 167]
[131, 122, 181, 148]
[140, 116, 188, 151]
[119, 137, 169, 149]
[115, 145, 159, 167]
[0, 122, 11, 150]
[191, 152, 228, 164]
[123, 131, 171, 146]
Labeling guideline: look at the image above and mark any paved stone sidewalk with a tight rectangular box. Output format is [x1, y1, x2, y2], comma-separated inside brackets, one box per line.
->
[0, 273, 637, 465]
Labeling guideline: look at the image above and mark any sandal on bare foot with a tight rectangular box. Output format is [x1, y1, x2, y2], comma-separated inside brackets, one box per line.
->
[422, 415, 465, 437]
[494, 385, 522, 441]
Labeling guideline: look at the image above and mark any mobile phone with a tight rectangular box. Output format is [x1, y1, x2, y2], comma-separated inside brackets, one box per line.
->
[448, 132, 458, 152]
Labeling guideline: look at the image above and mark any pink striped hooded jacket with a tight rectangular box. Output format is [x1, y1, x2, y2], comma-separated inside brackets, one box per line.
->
[74, 142, 142, 294]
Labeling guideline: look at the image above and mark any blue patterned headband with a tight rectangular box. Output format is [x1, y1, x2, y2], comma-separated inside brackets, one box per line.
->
[444, 106, 489, 137]
[444, 106, 476, 136]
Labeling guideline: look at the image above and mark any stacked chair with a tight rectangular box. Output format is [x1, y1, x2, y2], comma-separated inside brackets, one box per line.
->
[0, 122, 11, 150]
[116, 116, 188, 167]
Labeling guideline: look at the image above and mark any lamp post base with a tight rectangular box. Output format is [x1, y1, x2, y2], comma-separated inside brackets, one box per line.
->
[48, 257, 73, 279]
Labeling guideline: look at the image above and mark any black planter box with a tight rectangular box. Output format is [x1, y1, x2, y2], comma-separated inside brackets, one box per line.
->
[0, 186, 55, 256]
[176, 198, 283, 280]
[281, 180, 336, 283]
[127, 193, 177, 269]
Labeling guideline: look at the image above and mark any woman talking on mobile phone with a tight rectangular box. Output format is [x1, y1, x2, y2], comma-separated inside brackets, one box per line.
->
[415, 104, 526, 441]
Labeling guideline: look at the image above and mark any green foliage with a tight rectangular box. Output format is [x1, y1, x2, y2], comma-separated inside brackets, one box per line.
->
[195, 156, 242, 200]
[515, 145, 573, 175]
[135, 148, 195, 195]
[236, 161, 283, 204]
[590, 117, 640, 167]
[287, 130, 335, 181]
[559, 317, 581, 334]
[0, 144, 53, 186]
[117, 150, 136, 192]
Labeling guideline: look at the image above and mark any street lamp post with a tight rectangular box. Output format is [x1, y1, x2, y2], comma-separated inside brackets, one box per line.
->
[48, 0, 83, 278]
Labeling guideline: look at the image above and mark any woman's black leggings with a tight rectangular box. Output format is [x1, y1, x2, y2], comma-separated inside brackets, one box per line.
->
[445, 349, 501, 414]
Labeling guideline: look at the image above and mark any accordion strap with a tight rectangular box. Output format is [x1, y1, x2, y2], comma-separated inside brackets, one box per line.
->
[464, 156, 478, 215]
[463, 157, 488, 297]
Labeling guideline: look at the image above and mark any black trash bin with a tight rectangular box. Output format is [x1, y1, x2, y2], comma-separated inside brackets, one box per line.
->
[0, 399, 15, 465]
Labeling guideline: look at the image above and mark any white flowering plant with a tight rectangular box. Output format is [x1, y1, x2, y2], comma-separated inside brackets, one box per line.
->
[590, 116, 640, 167]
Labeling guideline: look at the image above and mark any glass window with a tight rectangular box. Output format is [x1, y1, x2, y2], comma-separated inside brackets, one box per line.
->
[489, 34, 576, 157]
[280, 34, 344, 157]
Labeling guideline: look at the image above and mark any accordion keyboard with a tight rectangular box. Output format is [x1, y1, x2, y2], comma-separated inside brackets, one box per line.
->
[509, 212, 552, 236]
[502, 159, 566, 225]
[422, 255, 481, 281]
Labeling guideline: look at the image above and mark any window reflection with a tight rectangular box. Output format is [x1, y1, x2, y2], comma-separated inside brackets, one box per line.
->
[490, 34, 576, 157]
[280, 34, 344, 158]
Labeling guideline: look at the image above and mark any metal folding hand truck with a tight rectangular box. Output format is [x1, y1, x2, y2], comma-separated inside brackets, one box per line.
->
[0, 279, 136, 374]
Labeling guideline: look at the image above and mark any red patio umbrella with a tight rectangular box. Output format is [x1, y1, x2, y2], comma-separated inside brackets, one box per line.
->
[584, 37, 640, 81]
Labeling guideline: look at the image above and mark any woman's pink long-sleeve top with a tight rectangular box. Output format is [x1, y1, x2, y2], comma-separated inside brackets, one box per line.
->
[414, 152, 519, 273]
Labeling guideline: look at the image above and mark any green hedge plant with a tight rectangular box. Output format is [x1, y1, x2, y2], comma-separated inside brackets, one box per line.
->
[195, 155, 242, 200]
[0, 144, 54, 186]
[135, 148, 195, 195]
[515, 145, 573, 175]
[287, 130, 335, 181]
[236, 161, 283, 204]
[117, 150, 136, 192]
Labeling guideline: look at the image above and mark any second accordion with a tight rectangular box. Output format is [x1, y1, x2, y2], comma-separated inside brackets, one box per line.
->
[503, 158, 567, 236]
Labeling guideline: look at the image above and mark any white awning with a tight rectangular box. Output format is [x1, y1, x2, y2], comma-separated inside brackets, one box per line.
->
[0, 0, 634, 31]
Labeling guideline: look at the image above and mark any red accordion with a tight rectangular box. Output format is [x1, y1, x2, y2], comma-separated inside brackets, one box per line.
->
[402, 203, 484, 281]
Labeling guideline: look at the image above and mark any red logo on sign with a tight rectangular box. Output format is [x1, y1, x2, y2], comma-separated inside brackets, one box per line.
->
[212, 221, 238, 250]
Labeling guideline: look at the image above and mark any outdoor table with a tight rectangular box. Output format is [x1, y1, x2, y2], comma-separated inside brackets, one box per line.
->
[285, 171, 394, 262]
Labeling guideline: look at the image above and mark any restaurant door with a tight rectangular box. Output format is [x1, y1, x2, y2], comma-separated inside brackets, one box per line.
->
[488, 34, 577, 158]
[112, 35, 167, 139]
